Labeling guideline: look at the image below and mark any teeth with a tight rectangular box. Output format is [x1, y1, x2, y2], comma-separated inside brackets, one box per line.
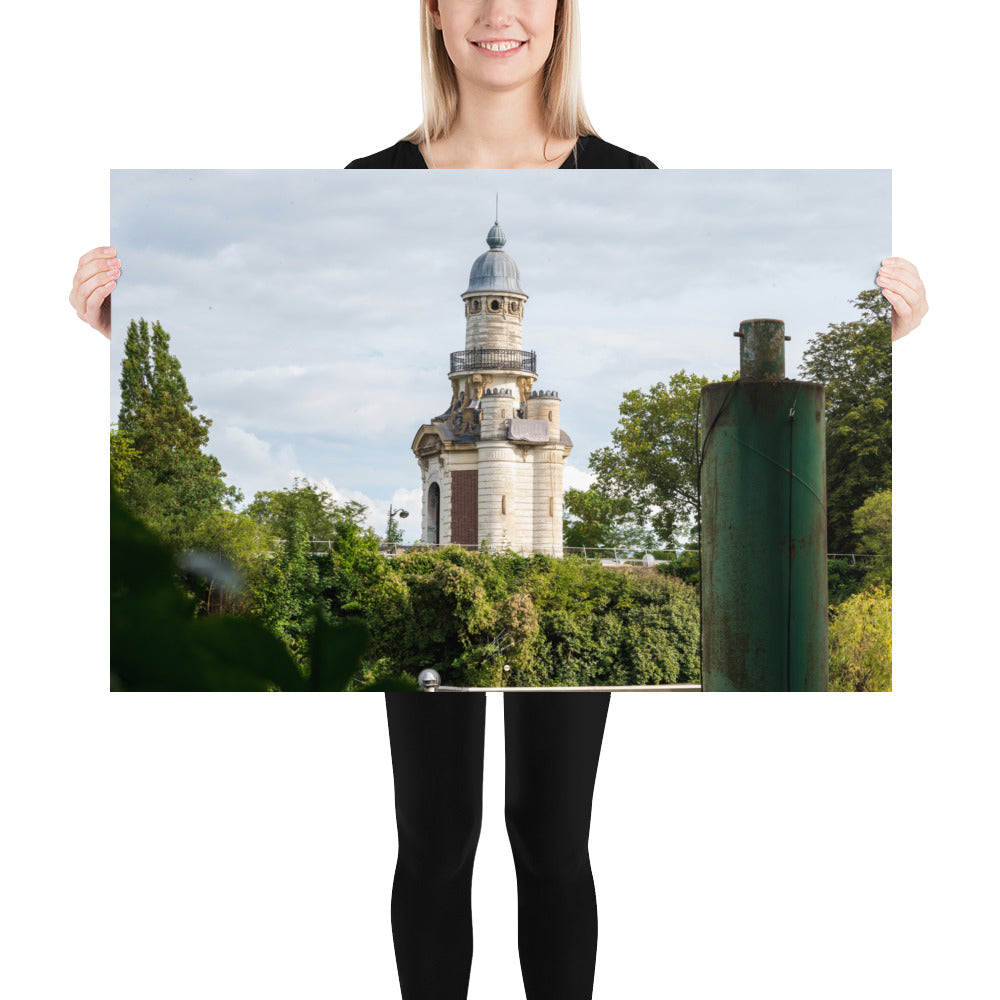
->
[476, 40, 523, 52]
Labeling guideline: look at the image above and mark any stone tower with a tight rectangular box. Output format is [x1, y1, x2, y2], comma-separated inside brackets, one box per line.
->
[410, 220, 572, 556]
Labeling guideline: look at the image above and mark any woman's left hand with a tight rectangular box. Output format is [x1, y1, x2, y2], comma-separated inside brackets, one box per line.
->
[877, 257, 928, 341]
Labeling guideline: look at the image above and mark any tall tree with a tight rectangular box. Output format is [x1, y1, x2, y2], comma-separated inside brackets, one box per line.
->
[244, 479, 379, 645]
[562, 486, 659, 551]
[589, 370, 737, 545]
[798, 288, 891, 552]
[116, 318, 238, 544]
[110, 424, 138, 495]
[244, 478, 365, 543]
[852, 488, 892, 589]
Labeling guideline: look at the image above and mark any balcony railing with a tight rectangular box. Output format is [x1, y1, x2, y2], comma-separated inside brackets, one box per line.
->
[450, 349, 536, 374]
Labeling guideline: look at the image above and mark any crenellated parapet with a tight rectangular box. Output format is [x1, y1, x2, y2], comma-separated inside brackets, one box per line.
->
[525, 390, 562, 443]
[480, 387, 517, 441]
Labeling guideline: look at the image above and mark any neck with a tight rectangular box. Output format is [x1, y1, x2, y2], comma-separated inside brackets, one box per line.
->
[423, 78, 575, 169]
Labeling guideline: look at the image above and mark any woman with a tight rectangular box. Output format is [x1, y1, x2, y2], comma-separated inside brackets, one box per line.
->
[74, 4, 926, 998]
[347, 0, 655, 170]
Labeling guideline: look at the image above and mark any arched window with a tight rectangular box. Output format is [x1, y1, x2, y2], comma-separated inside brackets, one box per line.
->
[427, 482, 441, 543]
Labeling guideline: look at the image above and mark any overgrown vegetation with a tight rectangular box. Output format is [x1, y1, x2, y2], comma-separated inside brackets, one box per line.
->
[110, 484, 414, 692]
[344, 549, 700, 688]
[583, 370, 738, 547]
[828, 586, 891, 692]
[798, 289, 892, 555]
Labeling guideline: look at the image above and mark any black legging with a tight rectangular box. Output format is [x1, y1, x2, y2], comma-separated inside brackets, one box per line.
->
[386, 691, 611, 1000]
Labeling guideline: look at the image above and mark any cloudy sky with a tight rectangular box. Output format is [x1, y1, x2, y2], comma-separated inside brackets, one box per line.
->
[110, 169, 889, 540]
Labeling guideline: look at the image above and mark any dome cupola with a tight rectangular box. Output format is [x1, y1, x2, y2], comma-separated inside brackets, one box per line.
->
[465, 221, 525, 295]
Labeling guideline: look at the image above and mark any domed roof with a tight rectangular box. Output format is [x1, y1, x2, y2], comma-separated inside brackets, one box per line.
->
[464, 221, 525, 296]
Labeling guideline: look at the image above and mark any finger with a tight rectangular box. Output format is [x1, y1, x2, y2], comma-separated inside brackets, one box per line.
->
[73, 255, 121, 297]
[71, 255, 120, 320]
[881, 280, 928, 328]
[76, 262, 121, 306]
[880, 256, 918, 275]
[886, 290, 922, 341]
[883, 289, 911, 340]
[880, 259, 927, 306]
[881, 286, 910, 313]
[84, 279, 115, 333]
[72, 268, 117, 324]
[85, 276, 116, 309]
[877, 274, 920, 302]
[879, 259, 923, 290]
[77, 246, 117, 269]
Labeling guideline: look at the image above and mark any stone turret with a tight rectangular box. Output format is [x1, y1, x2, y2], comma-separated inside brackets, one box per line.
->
[480, 387, 516, 441]
[461, 222, 528, 353]
[410, 219, 572, 556]
[525, 389, 562, 443]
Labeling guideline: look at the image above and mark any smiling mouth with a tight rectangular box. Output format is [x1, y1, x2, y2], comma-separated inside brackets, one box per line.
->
[472, 39, 527, 53]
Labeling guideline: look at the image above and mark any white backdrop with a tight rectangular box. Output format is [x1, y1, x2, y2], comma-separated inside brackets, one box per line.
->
[3, 2, 997, 998]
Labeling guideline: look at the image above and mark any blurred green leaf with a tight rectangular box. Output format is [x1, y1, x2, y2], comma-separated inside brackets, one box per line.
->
[307, 619, 370, 692]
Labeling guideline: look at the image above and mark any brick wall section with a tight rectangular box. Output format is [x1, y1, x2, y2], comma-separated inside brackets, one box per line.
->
[450, 470, 479, 546]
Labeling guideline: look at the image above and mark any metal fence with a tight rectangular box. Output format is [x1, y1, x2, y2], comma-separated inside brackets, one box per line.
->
[449, 348, 536, 373]
[273, 540, 885, 564]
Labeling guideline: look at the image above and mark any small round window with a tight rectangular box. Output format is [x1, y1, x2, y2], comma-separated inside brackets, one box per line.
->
[490, 299, 501, 311]
[510, 300, 520, 313]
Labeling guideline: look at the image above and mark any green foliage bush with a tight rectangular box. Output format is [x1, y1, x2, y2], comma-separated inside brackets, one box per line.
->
[111, 485, 415, 692]
[656, 548, 701, 588]
[334, 549, 700, 687]
[827, 557, 871, 604]
[852, 489, 892, 589]
[828, 586, 891, 692]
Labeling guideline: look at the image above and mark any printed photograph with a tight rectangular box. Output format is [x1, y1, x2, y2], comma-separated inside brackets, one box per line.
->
[110, 169, 891, 691]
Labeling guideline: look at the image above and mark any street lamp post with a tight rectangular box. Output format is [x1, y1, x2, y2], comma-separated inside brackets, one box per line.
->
[386, 504, 409, 550]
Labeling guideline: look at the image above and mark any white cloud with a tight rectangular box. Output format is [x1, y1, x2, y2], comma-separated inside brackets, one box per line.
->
[199, 361, 435, 442]
[562, 464, 596, 494]
[303, 478, 422, 543]
[214, 424, 298, 498]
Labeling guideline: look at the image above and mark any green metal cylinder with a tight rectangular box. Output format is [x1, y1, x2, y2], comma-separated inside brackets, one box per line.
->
[736, 317, 789, 380]
[699, 320, 828, 691]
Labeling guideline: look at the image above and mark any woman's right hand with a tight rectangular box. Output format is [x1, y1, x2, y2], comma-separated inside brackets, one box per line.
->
[69, 247, 120, 339]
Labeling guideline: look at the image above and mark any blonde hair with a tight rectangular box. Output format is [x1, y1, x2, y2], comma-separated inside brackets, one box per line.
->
[403, 0, 598, 150]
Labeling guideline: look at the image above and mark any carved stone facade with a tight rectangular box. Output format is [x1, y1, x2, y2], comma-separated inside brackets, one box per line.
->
[410, 222, 572, 556]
